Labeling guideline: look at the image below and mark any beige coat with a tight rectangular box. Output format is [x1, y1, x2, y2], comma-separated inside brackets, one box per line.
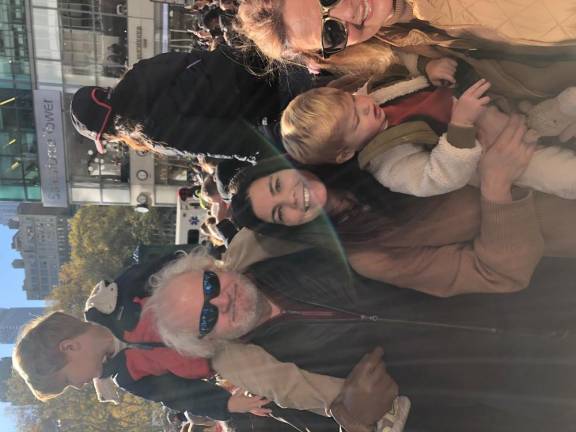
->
[362, 0, 576, 103]
[408, 0, 576, 46]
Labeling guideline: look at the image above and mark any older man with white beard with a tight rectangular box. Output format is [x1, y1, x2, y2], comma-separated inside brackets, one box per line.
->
[146, 247, 576, 432]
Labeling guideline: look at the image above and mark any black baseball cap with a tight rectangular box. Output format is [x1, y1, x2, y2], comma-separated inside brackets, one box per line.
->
[70, 86, 114, 153]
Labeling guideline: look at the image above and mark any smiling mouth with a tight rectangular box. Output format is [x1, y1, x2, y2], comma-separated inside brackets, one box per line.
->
[303, 185, 310, 212]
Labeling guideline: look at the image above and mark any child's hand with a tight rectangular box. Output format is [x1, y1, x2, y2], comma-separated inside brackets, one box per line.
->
[451, 79, 491, 127]
[425, 57, 457, 87]
[227, 391, 271, 416]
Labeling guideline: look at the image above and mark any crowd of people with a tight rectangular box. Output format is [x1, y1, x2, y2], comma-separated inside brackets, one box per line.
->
[185, 0, 242, 50]
[12, 1, 576, 431]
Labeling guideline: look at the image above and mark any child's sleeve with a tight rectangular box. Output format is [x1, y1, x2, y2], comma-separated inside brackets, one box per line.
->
[212, 342, 344, 417]
[367, 128, 481, 197]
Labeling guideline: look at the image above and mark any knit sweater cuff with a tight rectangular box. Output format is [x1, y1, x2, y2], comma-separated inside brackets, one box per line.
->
[480, 189, 540, 245]
[447, 124, 476, 148]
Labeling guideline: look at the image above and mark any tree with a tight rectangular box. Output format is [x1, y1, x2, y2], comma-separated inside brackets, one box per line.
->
[48, 206, 168, 314]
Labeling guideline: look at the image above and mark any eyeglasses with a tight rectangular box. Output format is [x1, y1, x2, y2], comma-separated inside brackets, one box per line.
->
[198, 271, 221, 339]
[319, 0, 349, 58]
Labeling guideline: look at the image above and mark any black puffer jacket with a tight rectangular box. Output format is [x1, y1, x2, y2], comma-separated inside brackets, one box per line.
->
[109, 48, 282, 161]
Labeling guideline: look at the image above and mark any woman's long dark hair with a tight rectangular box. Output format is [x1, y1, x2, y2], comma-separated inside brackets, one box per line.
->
[230, 156, 413, 250]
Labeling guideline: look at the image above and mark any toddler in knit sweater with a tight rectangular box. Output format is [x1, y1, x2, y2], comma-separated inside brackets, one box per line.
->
[282, 64, 576, 199]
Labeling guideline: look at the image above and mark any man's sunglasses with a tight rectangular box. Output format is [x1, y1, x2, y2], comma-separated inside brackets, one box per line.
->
[319, 0, 349, 58]
[199, 271, 220, 339]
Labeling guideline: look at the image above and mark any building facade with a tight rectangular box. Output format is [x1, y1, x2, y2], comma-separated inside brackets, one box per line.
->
[0, 356, 11, 401]
[11, 202, 72, 299]
[2, 0, 190, 209]
[0, 201, 19, 224]
[0, 0, 41, 203]
[0, 307, 44, 343]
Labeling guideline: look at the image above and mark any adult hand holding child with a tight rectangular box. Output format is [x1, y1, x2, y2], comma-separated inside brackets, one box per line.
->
[479, 114, 537, 202]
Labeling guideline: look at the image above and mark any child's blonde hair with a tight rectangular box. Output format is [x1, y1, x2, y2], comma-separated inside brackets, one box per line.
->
[281, 87, 350, 164]
[13, 312, 91, 401]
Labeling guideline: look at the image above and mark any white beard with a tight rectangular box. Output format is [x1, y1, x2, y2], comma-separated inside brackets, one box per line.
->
[219, 276, 266, 340]
[159, 275, 268, 358]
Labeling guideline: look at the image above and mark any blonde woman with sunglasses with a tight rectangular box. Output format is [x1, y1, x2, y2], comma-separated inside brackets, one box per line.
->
[238, 0, 576, 104]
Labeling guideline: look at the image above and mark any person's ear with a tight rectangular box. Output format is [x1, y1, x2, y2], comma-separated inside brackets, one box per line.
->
[335, 148, 355, 164]
[59, 338, 80, 354]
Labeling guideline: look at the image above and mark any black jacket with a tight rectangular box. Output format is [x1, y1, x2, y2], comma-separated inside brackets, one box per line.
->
[109, 48, 282, 161]
[244, 250, 576, 431]
[85, 255, 233, 421]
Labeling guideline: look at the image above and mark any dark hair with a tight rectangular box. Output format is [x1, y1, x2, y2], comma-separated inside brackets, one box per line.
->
[230, 156, 412, 249]
[203, 7, 222, 28]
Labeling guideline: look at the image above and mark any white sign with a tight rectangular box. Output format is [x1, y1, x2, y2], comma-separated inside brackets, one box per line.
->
[33, 89, 69, 207]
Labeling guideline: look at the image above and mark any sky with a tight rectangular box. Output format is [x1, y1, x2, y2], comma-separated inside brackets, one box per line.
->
[0, 224, 45, 432]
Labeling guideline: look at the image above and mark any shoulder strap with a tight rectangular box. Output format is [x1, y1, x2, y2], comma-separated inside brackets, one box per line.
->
[358, 121, 439, 170]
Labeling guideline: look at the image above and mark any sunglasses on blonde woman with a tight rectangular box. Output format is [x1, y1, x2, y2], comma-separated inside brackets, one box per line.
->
[319, 0, 349, 58]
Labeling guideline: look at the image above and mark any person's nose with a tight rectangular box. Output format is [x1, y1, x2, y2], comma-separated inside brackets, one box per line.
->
[279, 188, 298, 209]
[291, 187, 299, 209]
[330, 0, 360, 25]
[210, 291, 231, 314]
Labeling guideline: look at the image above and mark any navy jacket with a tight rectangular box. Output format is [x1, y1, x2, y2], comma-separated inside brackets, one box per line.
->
[85, 255, 232, 421]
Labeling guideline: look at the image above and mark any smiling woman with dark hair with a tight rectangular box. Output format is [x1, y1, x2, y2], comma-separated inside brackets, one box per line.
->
[231, 117, 576, 297]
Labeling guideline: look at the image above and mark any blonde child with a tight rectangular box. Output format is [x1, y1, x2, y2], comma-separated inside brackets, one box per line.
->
[282, 73, 576, 199]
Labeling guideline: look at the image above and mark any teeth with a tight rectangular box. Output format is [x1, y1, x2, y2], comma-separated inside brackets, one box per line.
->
[303, 186, 310, 211]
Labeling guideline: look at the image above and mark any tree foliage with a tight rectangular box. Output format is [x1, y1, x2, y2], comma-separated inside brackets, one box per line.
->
[6, 206, 169, 431]
[48, 206, 165, 315]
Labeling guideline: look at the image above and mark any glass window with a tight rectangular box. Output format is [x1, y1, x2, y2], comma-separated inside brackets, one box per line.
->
[100, 0, 127, 16]
[26, 185, 41, 200]
[15, 81, 32, 90]
[0, 185, 26, 200]
[32, 0, 57, 7]
[0, 155, 25, 183]
[58, 0, 95, 15]
[0, 133, 22, 155]
[96, 15, 128, 83]
[20, 132, 37, 153]
[60, 12, 97, 86]
[60, 3, 93, 31]
[0, 106, 18, 129]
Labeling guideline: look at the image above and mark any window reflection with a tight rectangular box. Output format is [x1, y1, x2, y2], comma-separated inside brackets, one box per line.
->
[58, 2, 129, 87]
[96, 14, 128, 82]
